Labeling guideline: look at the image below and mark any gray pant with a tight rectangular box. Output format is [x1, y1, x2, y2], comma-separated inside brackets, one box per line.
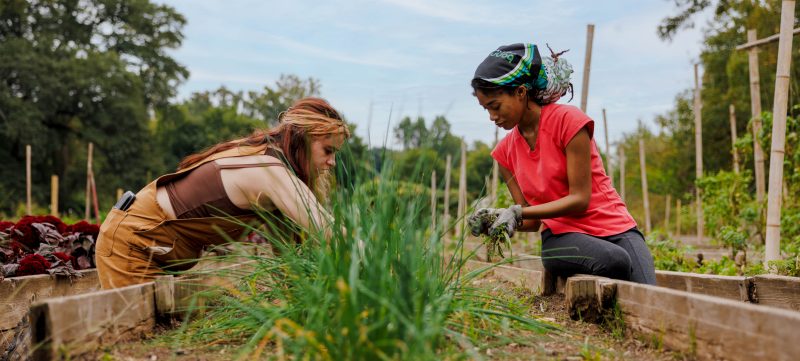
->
[541, 227, 656, 285]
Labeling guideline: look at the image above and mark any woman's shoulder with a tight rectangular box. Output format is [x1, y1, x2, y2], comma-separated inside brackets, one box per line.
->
[543, 103, 586, 118]
[214, 153, 285, 166]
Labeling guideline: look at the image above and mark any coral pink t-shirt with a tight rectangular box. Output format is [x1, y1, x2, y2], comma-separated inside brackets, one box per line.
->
[491, 103, 636, 236]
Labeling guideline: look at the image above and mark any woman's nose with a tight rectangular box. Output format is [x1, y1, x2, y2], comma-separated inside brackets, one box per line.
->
[327, 156, 336, 167]
[489, 112, 499, 121]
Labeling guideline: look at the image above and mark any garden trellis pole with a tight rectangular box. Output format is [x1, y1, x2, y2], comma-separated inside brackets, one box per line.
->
[676, 198, 682, 236]
[444, 154, 452, 233]
[665, 194, 671, 235]
[431, 170, 436, 229]
[26, 145, 31, 215]
[729, 105, 740, 173]
[639, 137, 651, 234]
[694, 64, 704, 241]
[619, 144, 626, 202]
[735, 28, 800, 202]
[85, 142, 93, 221]
[603, 108, 613, 186]
[90, 172, 100, 224]
[457, 140, 467, 237]
[765, 0, 796, 268]
[580, 24, 595, 113]
[51, 175, 58, 217]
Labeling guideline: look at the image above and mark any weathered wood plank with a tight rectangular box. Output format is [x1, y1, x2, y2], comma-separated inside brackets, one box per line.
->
[1, 270, 100, 354]
[587, 278, 800, 361]
[655, 270, 751, 302]
[752, 274, 800, 311]
[28, 282, 156, 360]
[0, 270, 99, 330]
[463, 260, 544, 294]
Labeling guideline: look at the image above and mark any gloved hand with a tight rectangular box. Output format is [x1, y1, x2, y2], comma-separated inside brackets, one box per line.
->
[489, 204, 523, 239]
[467, 208, 500, 236]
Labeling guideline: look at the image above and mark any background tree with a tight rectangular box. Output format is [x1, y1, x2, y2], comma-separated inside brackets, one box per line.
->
[0, 0, 187, 214]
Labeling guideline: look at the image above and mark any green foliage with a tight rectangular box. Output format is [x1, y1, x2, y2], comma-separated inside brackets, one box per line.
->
[168, 161, 555, 360]
[0, 0, 188, 213]
[697, 170, 761, 251]
[647, 231, 766, 276]
[390, 115, 492, 202]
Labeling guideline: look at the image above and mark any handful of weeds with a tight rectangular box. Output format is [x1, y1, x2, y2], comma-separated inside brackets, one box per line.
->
[469, 210, 512, 262]
[485, 228, 512, 262]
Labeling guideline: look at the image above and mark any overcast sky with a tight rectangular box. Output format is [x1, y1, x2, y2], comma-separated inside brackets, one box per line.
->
[158, 0, 712, 150]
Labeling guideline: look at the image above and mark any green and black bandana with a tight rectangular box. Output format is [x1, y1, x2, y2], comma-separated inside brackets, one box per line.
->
[473, 43, 574, 104]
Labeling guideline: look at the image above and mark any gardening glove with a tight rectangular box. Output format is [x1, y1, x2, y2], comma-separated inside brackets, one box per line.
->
[489, 205, 523, 239]
[467, 208, 500, 236]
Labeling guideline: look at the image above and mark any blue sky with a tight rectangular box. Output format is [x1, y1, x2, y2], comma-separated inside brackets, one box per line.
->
[158, 0, 711, 151]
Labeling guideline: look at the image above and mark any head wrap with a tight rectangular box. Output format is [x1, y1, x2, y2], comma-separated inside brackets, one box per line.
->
[473, 43, 574, 104]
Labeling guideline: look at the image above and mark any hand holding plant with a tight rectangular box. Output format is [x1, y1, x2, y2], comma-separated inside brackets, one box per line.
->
[467, 207, 500, 237]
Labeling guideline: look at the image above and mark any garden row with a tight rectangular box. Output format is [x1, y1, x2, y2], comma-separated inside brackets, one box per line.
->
[3, 251, 800, 360]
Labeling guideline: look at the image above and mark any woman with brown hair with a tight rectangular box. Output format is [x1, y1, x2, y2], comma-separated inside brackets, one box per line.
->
[96, 97, 350, 289]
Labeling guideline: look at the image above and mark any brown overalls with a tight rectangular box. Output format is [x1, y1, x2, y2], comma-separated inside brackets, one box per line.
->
[95, 145, 276, 289]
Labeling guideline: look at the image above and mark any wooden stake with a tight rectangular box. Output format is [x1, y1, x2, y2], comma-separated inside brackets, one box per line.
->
[26, 145, 31, 215]
[676, 198, 682, 236]
[580, 24, 595, 113]
[747, 29, 767, 203]
[431, 170, 437, 229]
[116, 188, 123, 202]
[50, 175, 59, 217]
[619, 145, 626, 202]
[765, 0, 796, 268]
[603, 108, 613, 187]
[729, 104, 740, 173]
[444, 154, 452, 231]
[694, 64, 704, 240]
[457, 140, 468, 236]
[85, 142, 93, 221]
[639, 138, 651, 234]
[665, 194, 672, 234]
[735, 26, 800, 51]
[90, 172, 100, 224]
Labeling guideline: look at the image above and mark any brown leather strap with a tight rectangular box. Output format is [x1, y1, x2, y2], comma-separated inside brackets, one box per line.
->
[216, 162, 285, 169]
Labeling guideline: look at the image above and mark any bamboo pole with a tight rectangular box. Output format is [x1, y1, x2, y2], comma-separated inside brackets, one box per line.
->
[580, 24, 595, 113]
[443, 154, 452, 232]
[90, 172, 100, 224]
[491, 128, 499, 203]
[735, 26, 800, 50]
[457, 141, 468, 237]
[765, 0, 796, 268]
[431, 170, 437, 229]
[694, 64, 704, 241]
[50, 175, 59, 217]
[747, 29, 766, 203]
[729, 104, 740, 173]
[603, 108, 613, 186]
[676, 198, 682, 236]
[85, 142, 93, 221]
[26, 145, 31, 215]
[665, 194, 672, 234]
[639, 138, 651, 234]
[116, 188, 123, 202]
[619, 145, 626, 202]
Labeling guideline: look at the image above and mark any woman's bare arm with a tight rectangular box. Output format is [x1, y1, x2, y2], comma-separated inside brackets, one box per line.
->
[498, 165, 541, 232]
[519, 127, 592, 220]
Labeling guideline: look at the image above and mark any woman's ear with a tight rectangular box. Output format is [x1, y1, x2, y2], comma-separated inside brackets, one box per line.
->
[516, 86, 527, 100]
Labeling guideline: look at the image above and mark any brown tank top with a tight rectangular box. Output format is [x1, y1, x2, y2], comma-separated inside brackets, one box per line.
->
[165, 160, 284, 219]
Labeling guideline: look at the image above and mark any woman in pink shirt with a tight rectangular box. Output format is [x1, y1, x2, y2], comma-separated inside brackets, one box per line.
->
[468, 43, 655, 285]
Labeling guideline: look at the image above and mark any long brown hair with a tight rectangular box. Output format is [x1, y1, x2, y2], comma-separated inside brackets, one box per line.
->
[178, 98, 350, 190]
